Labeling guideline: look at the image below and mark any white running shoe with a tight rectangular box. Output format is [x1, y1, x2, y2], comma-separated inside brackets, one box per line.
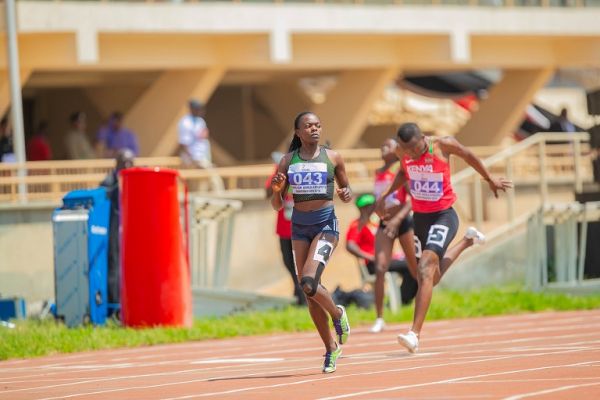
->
[369, 318, 386, 333]
[465, 226, 486, 245]
[397, 331, 419, 353]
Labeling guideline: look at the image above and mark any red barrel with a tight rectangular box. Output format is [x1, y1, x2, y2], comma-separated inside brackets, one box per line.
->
[120, 167, 191, 328]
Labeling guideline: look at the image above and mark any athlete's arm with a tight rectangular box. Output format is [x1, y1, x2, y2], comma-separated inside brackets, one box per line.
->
[270, 153, 291, 210]
[346, 241, 375, 263]
[383, 192, 412, 239]
[330, 150, 352, 203]
[375, 165, 408, 217]
[438, 136, 513, 198]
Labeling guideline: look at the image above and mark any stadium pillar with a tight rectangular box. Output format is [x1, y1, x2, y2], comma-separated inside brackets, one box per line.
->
[122, 67, 225, 157]
[254, 82, 311, 152]
[313, 67, 400, 149]
[0, 69, 30, 117]
[456, 68, 553, 146]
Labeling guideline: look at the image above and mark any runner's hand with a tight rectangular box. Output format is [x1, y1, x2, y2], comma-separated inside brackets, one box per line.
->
[375, 197, 386, 219]
[336, 186, 352, 203]
[383, 220, 400, 239]
[487, 177, 513, 198]
[271, 172, 287, 193]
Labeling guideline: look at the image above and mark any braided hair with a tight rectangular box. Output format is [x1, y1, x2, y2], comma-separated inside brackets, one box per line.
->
[288, 111, 315, 152]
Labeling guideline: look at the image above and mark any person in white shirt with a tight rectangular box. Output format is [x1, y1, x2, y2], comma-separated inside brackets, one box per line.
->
[178, 99, 212, 168]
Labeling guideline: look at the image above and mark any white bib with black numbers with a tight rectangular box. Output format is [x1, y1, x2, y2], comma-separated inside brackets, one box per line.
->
[288, 162, 328, 195]
[407, 170, 443, 202]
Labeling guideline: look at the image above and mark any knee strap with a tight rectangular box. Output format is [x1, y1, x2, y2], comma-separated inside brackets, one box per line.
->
[300, 276, 318, 297]
[300, 262, 326, 297]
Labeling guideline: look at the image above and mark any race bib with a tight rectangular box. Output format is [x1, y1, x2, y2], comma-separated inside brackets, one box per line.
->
[374, 180, 400, 207]
[288, 163, 328, 195]
[408, 171, 443, 202]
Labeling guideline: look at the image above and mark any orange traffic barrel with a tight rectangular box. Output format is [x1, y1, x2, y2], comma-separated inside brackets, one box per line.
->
[120, 167, 191, 328]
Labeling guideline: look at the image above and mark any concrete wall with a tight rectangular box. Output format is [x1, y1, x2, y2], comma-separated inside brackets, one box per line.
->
[440, 230, 528, 290]
[0, 198, 365, 309]
[0, 204, 57, 305]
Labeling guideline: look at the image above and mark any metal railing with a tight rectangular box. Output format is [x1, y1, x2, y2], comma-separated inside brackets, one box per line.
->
[525, 201, 600, 291]
[188, 196, 242, 289]
[452, 132, 592, 234]
[41, 0, 600, 8]
[0, 133, 593, 205]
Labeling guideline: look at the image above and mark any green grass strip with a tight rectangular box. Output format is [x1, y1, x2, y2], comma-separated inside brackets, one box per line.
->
[1, 286, 599, 361]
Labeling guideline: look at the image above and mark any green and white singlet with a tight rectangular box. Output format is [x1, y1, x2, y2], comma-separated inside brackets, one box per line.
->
[287, 146, 335, 203]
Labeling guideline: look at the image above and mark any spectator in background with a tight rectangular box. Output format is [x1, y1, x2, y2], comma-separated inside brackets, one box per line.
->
[265, 151, 305, 306]
[27, 121, 52, 161]
[0, 117, 15, 163]
[96, 112, 139, 158]
[100, 149, 135, 313]
[549, 108, 577, 133]
[65, 111, 96, 160]
[178, 99, 212, 169]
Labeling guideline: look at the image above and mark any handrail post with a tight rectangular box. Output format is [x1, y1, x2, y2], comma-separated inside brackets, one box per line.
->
[573, 137, 582, 193]
[577, 205, 588, 283]
[539, 140, 548, 205]
[540, 207, 548, 287]
[506, 155, 515, 223]
[473, 175, 483, 230]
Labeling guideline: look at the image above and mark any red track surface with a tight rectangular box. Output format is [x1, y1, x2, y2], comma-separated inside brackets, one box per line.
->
[1, 310, 599, 400]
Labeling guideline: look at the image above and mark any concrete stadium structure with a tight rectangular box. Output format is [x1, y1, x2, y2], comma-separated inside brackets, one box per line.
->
[1, 1, 600, 310]
[1, 1, 600, 162]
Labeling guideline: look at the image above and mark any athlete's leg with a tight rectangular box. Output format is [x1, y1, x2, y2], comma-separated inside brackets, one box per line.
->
[374, 228, 394, 320]
[438, 227, 485, 279]
[397, 227, 418, 280]
[300, 232, 342, 319]
[411, 249, 440, 335]
[398, 210, 458, 352]
[301, 230, 350, 345]
[293, 238, 337, 352]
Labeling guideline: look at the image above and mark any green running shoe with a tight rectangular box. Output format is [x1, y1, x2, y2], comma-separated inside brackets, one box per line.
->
[322, 344, 342, 373]
[333, 305, 350, 344]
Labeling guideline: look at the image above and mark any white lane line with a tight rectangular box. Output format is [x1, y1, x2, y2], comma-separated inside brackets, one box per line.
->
[29, 349, 591, 400]
[2, 313, 599, 390]
[502, 381, 600, 400]
[165, 354, 598, 400]
[191, 358, 283, 364]
[1, 332, 598, 392]
[316, 361, 599, 400]
[2, 311, 597, 372]
[2, 312, 599, 377]
[453, 376, 600, 383]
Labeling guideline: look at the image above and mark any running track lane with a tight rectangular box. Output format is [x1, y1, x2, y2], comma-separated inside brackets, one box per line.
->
[1, 310, 599, 399]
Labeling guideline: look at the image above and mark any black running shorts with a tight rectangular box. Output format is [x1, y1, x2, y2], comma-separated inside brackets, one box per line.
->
[413, 207, 459, 259]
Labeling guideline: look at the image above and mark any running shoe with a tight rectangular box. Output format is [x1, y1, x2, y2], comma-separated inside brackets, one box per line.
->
[333, 305, 350, 344]
[397, 330, 419, 353]
[369, 318, 386, 333]
[465, 226, 486, 245]
[322, 344, 343, 373]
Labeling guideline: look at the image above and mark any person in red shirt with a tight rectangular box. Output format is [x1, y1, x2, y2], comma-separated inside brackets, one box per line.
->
[26, 121, 52, 161]
[378, 122, 512, 354]
[345, 193, 417, 307]
[266, 153, 305, 306]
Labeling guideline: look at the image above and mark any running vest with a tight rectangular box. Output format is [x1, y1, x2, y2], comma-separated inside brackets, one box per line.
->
[287, 146, 335, 203]
[402, 138, 456, 213]
[373, 162, 407, 207]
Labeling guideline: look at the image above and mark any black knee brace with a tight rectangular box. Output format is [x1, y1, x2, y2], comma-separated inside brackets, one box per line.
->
[300, 262, 326, 297]
[300, 276, 318, 297]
